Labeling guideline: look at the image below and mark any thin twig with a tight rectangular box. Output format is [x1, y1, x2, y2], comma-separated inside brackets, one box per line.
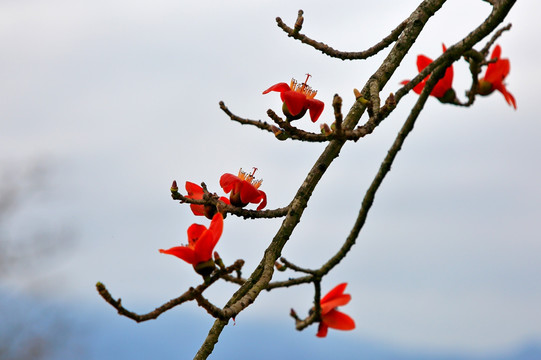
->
[276, 13, 408, 61]
[96, 260, 244, 323]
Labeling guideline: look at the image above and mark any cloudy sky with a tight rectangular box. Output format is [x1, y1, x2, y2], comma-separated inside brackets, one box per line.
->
[1, 0, 540, 359]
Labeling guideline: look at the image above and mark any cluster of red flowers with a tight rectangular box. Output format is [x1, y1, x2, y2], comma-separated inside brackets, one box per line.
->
[160, 168, 266, 276]
[158, 48, 516, 335]
[402, 43, 516, 109]
[160, 165, 354, 336]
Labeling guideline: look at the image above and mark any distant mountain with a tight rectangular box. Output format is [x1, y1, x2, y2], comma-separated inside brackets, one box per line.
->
[1, 290, 540, 360]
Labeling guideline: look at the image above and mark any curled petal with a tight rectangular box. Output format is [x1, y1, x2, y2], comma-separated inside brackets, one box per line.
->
[159, 246, 196, 265]
[307, 98, 325, 122]
[262, 82, 291, 94]
[220, 173, 240, 194]
[256, 190, 267, 211]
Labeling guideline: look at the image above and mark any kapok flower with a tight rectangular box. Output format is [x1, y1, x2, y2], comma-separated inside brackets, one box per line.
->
[220, 168, 267, 210]
[263, 74, 324, 122]
[401, 44, 456, 104]
[185, 181, 230, 219]
[316, 283, 355, 338]
[477, 45, 516, 109]
[159, 213, 223, 277]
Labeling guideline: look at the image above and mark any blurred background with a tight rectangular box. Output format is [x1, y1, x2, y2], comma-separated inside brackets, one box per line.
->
[1, 0, 540, 359]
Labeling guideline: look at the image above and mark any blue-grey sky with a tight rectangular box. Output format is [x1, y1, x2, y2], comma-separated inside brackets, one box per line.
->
[1, 0, 540, 358]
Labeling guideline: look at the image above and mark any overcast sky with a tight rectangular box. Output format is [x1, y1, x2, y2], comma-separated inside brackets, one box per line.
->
[1, 0, 540, 358]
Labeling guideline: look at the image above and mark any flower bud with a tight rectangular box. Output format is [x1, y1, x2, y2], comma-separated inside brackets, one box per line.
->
[272, 126, 289, 141]
[320, 123, 332, 135]
[275, 261, 287, 271]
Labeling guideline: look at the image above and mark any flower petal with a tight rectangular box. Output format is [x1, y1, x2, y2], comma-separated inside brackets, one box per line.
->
[218, 196, 231, 205]
[159, 246, 196, 265]
[185, 181, 203, 198]
[307, 98, 325, 123]
[485, 58, 510, 86]
[256, 190, 267, 211]
[431, 64, 454, 98]
[321, 283, 348, 304]
[193, 230, 216, 264]
[505, 90, 517, 109]
[282, 90, 308, 116]
[416, 54, 433, 72]
[262, 82, 291, 94]
[320, 294, 352, 315]
[187, 223, 208, 246]
[189, 204, 205, 216]
[316, 322, 329, 338]
[239, 181, 264, 205]
[321, 309, 356, 331]
[494, 83, 517, 109]
[208, 213, 224, 248]
[186, 182, 206, 216]
[220, 173, 240, 194]
[491, 44, 502, 62]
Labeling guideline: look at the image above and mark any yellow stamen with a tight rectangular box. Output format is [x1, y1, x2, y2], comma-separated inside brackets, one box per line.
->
[289, 75, 318, 99]
[237, 167, 263, 189]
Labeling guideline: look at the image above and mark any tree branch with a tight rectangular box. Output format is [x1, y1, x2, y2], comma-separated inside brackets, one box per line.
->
[96, 260, 244, 323]
[276, 12, 408, 61]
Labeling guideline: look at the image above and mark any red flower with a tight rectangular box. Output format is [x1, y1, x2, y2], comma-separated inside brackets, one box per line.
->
[220, 168, 267, 210]
[316, 283, 355, 338]
[263, 74, 324, 122]
[159, 213, 223, 276]
[478, 45, 516, 109]
[185, 181, 230, 219]
[401, 44, 455, 103]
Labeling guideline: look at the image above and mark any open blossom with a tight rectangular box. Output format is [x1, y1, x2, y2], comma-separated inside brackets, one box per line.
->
[263, 74, 324, 122]
[477, 45, 516, 109]
[185, 181, 230, 219]
[401, 44, 456, 103]
[220, 168, 267, 210]
[316, 283, 355, 338]
[159, 213, 223, 277]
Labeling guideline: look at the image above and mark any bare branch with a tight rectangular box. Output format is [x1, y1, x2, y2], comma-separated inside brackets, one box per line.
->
[276, 12, 408, 61]
[96, 260, 244, 323]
